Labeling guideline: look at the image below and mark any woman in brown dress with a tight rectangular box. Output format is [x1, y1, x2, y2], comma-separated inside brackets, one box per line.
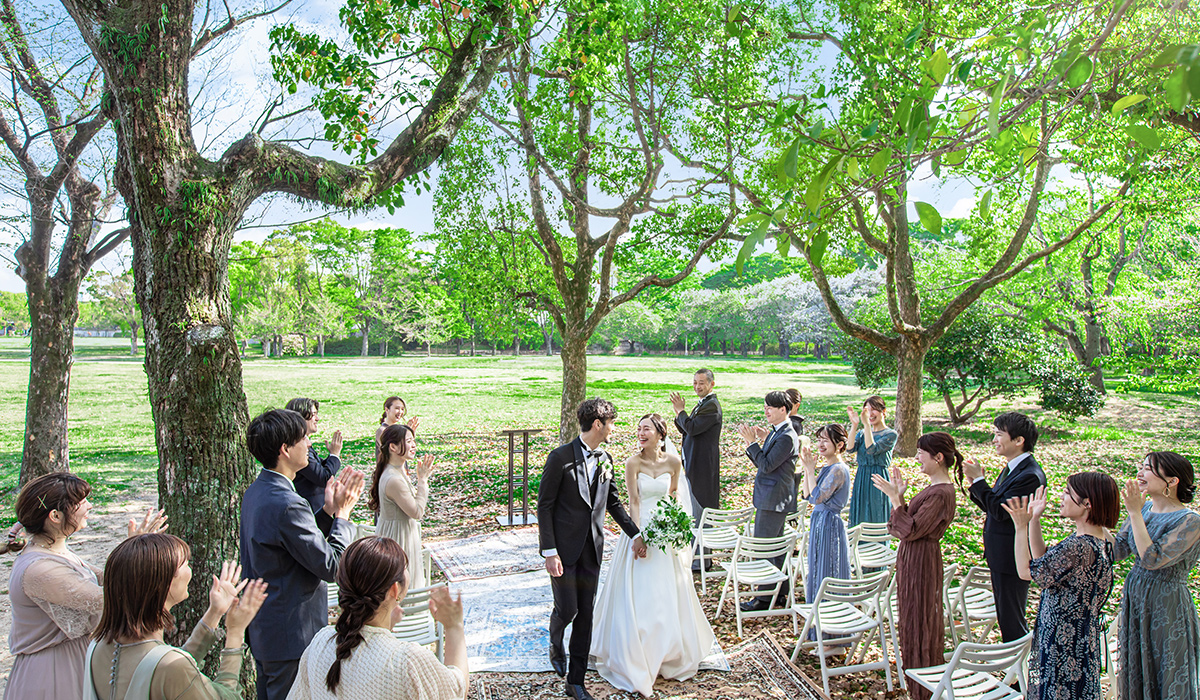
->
[872, 431, 961, 700]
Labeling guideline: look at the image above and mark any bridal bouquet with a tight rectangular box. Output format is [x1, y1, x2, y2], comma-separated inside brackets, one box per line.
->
[642, 498, 695, 553]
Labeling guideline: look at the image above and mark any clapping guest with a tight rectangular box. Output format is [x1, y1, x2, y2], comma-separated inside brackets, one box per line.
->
[371, 423, 433, 590]
[4, 473, 167, 700]
[1112, 451, 1200, 700]
[798, 424, 852, 611]
[847, 396, 898, 527]
[86, 535, 268, 700]
[240, 409, 365, 700]
[375, 396, 420, 458]
[871, 432, 959, 700]
[286, 397, 344, 513]
[288, 537, 468, 700]
[1003, 473, 1119, 700]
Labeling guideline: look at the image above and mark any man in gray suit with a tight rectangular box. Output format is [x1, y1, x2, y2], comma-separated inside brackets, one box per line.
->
[240, 409, 365, 700]
[737, 390, 798, 611]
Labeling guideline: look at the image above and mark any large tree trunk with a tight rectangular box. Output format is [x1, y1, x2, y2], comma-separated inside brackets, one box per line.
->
[21, 279, 80, 482]
[779, 337, 790, 359]
[893, 337, 929, 457]
[558, 333, 588, 443]
[543, 327, 552, 355]
[130, 322, 139, 355]
[317, 334, 325, 356]
[360, 322, 370, 356]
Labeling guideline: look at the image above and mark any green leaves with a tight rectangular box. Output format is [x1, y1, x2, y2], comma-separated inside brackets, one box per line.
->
[1066, 56, 1094, 88]
[1165, 67, 1192, 112]
[1110, 94, 1147, 116]
[979, 190, 993, 219]
[988, 73, 1009, 137]
[1125, 125, 1163, 151]
[808, 230, 829, 266]
[778, 137, 800, 180]
[869, 148, 891, 178]
[914, 202, 942, 237]
[928, 48, 949, 85]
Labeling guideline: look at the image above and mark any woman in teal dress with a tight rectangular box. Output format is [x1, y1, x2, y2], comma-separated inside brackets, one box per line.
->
[847, 395, 898, 527]
[1114, 451, 1200, 700]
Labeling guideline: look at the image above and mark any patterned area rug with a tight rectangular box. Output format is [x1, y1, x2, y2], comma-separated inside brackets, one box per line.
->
[470, 632, 826, 700]
[428, 526, 617, 581]
[455, 568, 727, 674]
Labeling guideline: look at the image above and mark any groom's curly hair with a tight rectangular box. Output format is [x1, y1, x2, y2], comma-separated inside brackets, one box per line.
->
[578, 398, 617, 431]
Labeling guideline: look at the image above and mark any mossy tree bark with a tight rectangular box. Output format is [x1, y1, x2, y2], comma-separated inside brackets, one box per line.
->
[58, 0, 514, 660]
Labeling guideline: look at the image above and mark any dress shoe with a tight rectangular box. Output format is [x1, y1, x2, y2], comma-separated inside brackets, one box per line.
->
[565, 683, 596, 700]
[740, 598, 772, 613]
[548, 643, 567, 677]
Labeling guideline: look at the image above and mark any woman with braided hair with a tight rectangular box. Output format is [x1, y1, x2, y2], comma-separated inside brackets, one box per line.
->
[288, 536, 468, 700]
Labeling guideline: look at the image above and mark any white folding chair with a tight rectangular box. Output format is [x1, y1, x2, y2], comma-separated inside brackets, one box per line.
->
[868, 565, 906, 690]
[947, 566, 998, 644]
[941, 563, 960, 640]
[1101, 620, 1119, 700]
[715, 533, 797, 638]
[393, 583, 447, 661]
[904, 632, 1032, 700]
[791, 570, 894, 696]
[694, 506, 755, 594]
[849, 522, 898, 577]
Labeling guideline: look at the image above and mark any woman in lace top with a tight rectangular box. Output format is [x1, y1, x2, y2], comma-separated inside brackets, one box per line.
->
[371, 424, 434, 589]
[86, 534, 268, 700]
[289, 536, 468, 700]
[799, 424, 852, 606]
[1004, 473, 1119, 700]
[3, 473, 166, 700]
[1113, 451, 1200, 700]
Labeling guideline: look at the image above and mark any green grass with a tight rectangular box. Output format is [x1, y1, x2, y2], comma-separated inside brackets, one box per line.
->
[2, 336, 1199, 608]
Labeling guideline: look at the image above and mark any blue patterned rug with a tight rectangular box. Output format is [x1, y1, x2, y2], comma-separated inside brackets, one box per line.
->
[428, 527, 618, 582]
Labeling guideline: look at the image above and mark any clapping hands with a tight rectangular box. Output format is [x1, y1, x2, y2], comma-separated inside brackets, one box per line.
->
[203, 561, 268, 637]
[962, 456, 985, 482]
[127, 509, 169, 538]
[871, 465, 908, 506]
[324, 468, 366, 519]
[669, 391, 686, 414]
[415, 453, 435, 481]
[327, 429, 344, 458]
[1001, 486, 1048, 529]
[1123, 479, 1146, 514]
[428, 586, 464, 629]
[208, 561, 250, 615]
[407, 416, 421, 432]
[736, 423, 767, 447]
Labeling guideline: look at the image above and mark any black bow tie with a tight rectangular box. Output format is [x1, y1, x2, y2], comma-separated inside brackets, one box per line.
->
[586, 449, 604, 460]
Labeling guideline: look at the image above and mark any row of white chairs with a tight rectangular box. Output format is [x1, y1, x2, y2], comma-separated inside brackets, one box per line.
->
[326, 523, 443, 659]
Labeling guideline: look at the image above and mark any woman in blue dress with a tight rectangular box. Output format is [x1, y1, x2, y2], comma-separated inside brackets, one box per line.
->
[1004, 472, 1119, 700]
[798, 423, 851, 607]
[1113, 451, 1200, 700]
[847, 396, 898, 527]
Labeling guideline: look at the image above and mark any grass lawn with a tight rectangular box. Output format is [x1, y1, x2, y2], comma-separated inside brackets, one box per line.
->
[1, 336, 1198, 691]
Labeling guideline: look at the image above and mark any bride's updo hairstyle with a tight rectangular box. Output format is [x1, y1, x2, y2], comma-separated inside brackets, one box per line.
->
[326, 537, 409, 693]
[640, 413, 669, 452]
[370, 423, 413, 513]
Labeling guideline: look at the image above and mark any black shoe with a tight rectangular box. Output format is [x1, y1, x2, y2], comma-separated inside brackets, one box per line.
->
[548, 644, 567, 677]
[740, 599, 772, 612]
[565, 683, 595, 700]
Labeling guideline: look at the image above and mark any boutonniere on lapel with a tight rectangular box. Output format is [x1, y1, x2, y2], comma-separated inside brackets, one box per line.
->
[598, 450, 613, 482]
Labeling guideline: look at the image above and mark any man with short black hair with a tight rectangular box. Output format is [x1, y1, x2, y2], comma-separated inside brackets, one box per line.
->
[241, 408, 365, 699]
[964, 411, 1046, 641]
[538, 398, 645, 700]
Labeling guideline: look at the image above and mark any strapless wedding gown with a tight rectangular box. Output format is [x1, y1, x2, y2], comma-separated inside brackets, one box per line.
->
[591, 472, 716, 697]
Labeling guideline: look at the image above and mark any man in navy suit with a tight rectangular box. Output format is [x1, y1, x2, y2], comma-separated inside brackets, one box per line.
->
[964, 411, 1046, 642]
[737, 390, 799, 611]
[538, 398, 646, 700]
[284, 397, 343, 512]
[240, 409, 365, 700]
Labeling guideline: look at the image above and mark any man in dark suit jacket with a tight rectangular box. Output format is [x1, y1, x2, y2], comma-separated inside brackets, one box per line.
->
[965, 411, 1046, 642]
[538, 398, 645, 700]
[671, 369, 722, 538]
[737, 390, 799, 611]
[240, 409, 365, 700]
[284, 397, 343, 512]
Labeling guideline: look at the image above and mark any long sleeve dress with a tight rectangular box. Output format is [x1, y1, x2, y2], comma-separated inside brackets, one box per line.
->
[4, 547, 103, 700]
[886, 483, 956, 700]
[86, 620, 243, 700]
[1112, 505, 1200, 700]
[848, 428, 898, 527]
[804, 462, 851, 604]
[376, 465, 427, 590]
[1027, 534, 1114, 700]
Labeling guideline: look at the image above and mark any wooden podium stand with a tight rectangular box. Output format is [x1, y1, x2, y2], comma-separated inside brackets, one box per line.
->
[496, 429, 542, 526]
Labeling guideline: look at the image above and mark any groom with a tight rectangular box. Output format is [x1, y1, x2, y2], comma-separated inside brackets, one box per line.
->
[538, 398, 647, 700]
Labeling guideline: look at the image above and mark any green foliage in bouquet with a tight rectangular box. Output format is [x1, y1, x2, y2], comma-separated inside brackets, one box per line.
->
[642, 498, 695, 553]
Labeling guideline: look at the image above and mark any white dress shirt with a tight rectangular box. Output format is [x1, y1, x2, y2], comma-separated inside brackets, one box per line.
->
[542, 437, 603, 558]
[973, 452, 1030, 485]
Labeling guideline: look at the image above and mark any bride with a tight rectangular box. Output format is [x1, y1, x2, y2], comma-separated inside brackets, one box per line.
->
[591, 413, 716, 697]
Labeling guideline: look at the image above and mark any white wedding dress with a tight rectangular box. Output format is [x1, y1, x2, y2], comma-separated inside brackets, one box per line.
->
[591, 472, 716, 697]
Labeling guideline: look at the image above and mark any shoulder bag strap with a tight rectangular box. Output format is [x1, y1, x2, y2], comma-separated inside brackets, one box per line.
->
[125, 644, 178, 700]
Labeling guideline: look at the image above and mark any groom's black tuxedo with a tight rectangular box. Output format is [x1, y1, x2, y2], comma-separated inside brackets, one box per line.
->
[537, 437, 640, 685]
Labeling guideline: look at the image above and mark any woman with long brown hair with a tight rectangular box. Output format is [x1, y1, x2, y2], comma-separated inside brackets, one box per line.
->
[289, 537, 467, 699]
[872, 431, 960, 700]
[85, 533, 267, 700]
[371, 423, 434, 589]
[4, 473, 166, 700]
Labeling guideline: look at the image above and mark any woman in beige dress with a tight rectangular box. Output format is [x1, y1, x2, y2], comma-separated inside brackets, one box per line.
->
[371, 423, 434, 589]
[288, 537, 467, 700]
[85, 533, 267, 700]
[3, 473, 166, 700]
